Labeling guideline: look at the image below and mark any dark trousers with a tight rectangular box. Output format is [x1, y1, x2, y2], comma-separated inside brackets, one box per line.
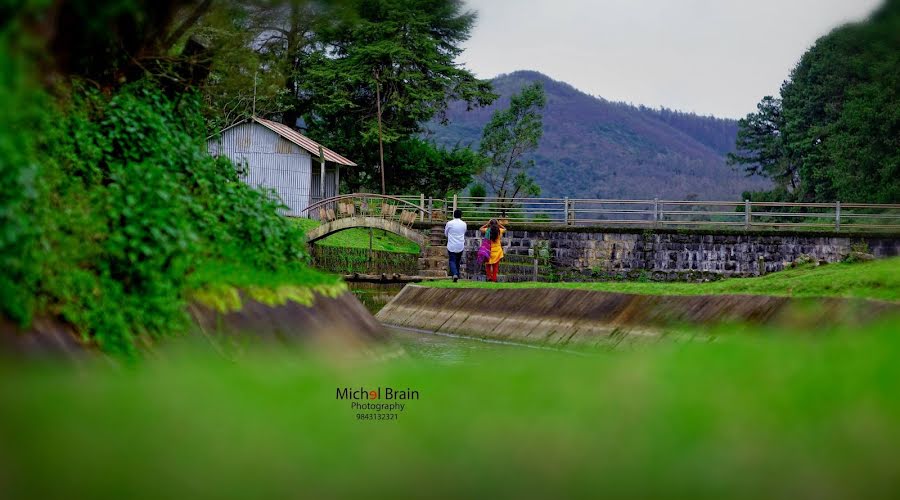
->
[448, 251, 462, 277]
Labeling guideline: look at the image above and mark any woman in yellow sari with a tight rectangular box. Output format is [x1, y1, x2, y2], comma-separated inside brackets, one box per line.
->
[479, 219, 506, 282]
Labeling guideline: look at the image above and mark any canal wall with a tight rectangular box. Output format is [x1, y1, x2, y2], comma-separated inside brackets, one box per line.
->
[376, 285, 899, 346]
[450, 225, 900, 279]
[189, 289, 389, 350]
[1, 290, 388, 358]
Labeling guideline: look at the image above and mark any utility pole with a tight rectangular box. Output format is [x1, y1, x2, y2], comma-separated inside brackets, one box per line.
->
[252, 70, 257, 117]
[374, 70, 386, 195]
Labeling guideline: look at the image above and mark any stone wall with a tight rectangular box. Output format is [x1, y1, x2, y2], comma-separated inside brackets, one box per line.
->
[454, 226, 900, 279]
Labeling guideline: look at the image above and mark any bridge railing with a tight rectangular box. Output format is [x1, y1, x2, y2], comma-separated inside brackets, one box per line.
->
[297, 194, 900, 232]
[301, 193, 433, 225]
[451, 196, 900, 231]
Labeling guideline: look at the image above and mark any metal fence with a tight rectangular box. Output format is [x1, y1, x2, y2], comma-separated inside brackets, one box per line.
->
[447, 196, 900, 231]
[298, 193, 900, 232]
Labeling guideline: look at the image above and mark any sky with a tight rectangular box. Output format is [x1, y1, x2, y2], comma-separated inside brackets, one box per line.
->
[458, 0, 883, 118]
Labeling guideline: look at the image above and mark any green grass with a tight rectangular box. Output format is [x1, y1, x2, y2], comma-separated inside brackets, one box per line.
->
[427, 257, 900, 301]
[182, 260, 347, 313]
[187, 260, 343, 291]
[294, 218, 420, 254]
[1, 318, 900, 499]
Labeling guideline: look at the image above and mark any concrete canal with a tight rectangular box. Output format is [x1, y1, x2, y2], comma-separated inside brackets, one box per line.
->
[347, 282, 573, 360]
[347, 282, 406, 314]
[373, 283, 900, 350]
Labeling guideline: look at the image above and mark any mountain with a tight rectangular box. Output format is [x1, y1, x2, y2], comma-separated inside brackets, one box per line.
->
[427, 71, 769, 200]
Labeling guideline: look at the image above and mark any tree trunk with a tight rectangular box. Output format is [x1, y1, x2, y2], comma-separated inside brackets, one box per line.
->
[375, 74, 386, 195]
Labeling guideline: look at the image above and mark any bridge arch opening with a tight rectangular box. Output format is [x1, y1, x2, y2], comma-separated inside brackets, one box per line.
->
[300, 217, 429, 279]
[309, 226, 421, 254]
[301, 216, 427, 251]
[297, 194, 444, 278]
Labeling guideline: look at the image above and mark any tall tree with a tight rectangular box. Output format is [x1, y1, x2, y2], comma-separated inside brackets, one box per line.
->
[191, 1, 297, 132]
[388, 138, 484, 196]
[478, 82, 546, 205]
[293, 0, 496, 192]
[249, 0, 322, 128]
[727, 96, 798, 192]
[729, 0, 900, 203]
[29, 0, 216, 88]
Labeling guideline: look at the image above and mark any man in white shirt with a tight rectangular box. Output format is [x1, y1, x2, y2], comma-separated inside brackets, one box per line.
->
[444, 209, 466, 282]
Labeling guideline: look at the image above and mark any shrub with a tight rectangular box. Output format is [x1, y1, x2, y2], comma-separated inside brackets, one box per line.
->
[0, 34, 48, 326]
[793, 254, 817, 266]
[4, 80, 309, 355]
[844, 241, 875, 264]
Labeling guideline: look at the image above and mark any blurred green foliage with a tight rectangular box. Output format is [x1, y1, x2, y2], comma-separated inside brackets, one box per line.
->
[1, 317, 900, 498]
[0, 20, 322, 354]
[0, 19, 45, 325]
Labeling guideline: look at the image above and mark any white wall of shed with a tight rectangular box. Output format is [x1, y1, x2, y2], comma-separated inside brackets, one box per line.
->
[207, 122, 314, 216]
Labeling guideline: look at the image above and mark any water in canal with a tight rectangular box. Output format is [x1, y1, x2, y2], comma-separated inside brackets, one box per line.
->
[348, 282, 406, 314]
[351, 282, 577, 363]
[385, 326, 522, 363]
[349, 282, 501, 362]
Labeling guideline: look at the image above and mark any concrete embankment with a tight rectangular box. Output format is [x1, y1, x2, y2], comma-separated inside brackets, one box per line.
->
[189, 289, 389, 350]
[1, 290, 388, 358]
[376, 285, 899, 346]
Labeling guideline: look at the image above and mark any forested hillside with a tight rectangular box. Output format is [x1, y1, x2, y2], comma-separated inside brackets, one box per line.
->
[637, 106, 739, 156]
[428, 71, 769, 200]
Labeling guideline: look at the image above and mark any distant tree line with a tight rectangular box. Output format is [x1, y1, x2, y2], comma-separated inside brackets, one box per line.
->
[638, 107, 739, 156]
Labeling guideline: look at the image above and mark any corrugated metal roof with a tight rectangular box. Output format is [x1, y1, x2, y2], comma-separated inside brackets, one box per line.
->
[252, 117, 357, 166]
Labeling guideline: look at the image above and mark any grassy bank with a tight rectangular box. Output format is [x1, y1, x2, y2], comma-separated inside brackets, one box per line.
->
[294, 218, 420, 254]
[187, 261, 342, 291]
[1, 318, 899, 499]
[426, 258, 900, 301]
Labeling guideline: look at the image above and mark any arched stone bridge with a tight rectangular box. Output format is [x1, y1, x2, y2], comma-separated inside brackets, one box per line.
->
[300, 194, 448, 278]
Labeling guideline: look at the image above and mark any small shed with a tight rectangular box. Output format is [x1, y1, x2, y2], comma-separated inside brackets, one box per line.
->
[207, 117, 356, 216]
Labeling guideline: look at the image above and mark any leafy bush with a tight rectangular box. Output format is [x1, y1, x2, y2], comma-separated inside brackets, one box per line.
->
[793, 254, 817, 266]
[850, 241, 871, 255]
[3, 78, 310, 355]
[0, 38, 45, 325]
[844, 241, 875, 264]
